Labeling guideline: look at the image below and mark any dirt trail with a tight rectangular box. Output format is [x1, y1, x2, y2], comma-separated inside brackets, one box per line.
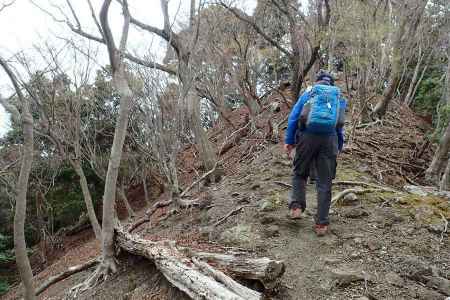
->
[205, 144, 450, 300]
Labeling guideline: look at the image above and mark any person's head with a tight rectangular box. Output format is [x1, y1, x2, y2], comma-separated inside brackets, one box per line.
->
[315, 70, 334, 86]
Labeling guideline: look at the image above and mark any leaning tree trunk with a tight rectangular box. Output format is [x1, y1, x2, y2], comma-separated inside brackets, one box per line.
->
[426, 122, 450, 184]
[0, 57, 36, 300]
[71, 159, 102, 241]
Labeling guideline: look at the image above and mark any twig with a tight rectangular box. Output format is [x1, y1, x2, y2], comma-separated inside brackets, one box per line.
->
[273, 181, 292, 188]
[180, 162, 218, 198]
[356, 119, 382, 129]
[128, 199, 172, 233]
[333, 180, 399, 193]
[213, 205, 254, 227]
[439, 213, 448, 244]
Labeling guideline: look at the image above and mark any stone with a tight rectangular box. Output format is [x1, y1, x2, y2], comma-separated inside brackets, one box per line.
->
[259, 199, 275, 211]
[342, 192, 359, 205]
[365, 240, 381, 251]
[330, 267, 371, 287]
[425, 276, 450, 296]
[262, 225, 280, 238]
[414, 286, 446, 300]
[250, 183, 261, 190]
[404, 185, 429, 196]
[412, 205, 435, 223]
[428, 222, 446, 234]
[343, 207, 369, 219]
[231, 192, 240, 197]
[385, 272, 404, 287]
[220, 225, 259, 245]
[403, 256, 434, 280]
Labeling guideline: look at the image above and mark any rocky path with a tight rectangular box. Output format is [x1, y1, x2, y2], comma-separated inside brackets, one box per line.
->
[206, 144, 450, 300]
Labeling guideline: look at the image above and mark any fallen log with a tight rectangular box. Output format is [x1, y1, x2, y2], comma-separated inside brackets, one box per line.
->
[183, 250, 285, 290]
[36, 258, 99, 296]
[115, 227, 277, 300]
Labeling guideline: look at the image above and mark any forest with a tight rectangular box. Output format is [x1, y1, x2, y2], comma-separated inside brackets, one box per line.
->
[0, 0, 449, 299]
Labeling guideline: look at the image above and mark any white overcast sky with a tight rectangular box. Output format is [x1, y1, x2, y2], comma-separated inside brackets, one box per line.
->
[0, 0, 307, 137]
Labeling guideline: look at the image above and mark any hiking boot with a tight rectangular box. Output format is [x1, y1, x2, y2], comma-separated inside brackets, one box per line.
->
[289, 208, 303, 219]
[314, 224, 329, 236]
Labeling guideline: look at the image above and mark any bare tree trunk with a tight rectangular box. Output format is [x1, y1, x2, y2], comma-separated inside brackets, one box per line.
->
[119, 184, 136, 218]
[99, 0, 133, 273]
[439, 157, 450, 191]
[426, 122, 450, 184]
[404, 47, 424, 105]
[373, 0, 427, 118]
[71, 160, 102, 240]
[142, 170, 150, 205]
[187, 92, 218, 182]
[0, 58, 36, 299]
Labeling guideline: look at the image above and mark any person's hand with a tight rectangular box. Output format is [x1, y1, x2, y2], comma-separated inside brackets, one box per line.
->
[284, 144, 295, 159]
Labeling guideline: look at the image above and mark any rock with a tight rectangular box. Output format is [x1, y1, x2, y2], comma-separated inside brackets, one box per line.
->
[342, 192, 359, 205]
[355, 297, 370, 300]
[412, 205, 435, 223]
[350, 252, 362, 259]
[365, 240, 381, 251]
[250, 183, 261, 190]
[425, 276, 450, 296]
[262, 225, 280, 238]
[343, 207, 369, 218]
[413, 286, 446, 300]
[220, 225, 260, 245]
[403, 256, 434, 280]
[353, 237, 363, 245]
[428, 222, 446, 234]
[231, 192, 240, 197]
[404, 185, 429, 196]
[273, 159, 291, 167]
[330, 267, 371, 287]
[385, 272, 404, 287]
[259, 199, 275, 211]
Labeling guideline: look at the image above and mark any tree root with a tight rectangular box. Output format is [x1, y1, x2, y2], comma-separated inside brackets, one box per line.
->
[36, 258, 98, 296]
[66, 257, 118, 299]
[213, 205, 254, 227]
[331, 188, 386, 207]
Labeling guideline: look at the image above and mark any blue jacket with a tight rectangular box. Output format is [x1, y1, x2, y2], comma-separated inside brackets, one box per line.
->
[285, 85, 347, 151]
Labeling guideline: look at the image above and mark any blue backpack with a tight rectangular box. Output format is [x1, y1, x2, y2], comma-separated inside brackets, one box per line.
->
[300, 84, 342, 133]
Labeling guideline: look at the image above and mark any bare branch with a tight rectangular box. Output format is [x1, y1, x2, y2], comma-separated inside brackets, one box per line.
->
[218, 1, 291, 57]
[119, 0, 130, 52]
[99, 0, 118, 71]
[0, 0, 15, 13]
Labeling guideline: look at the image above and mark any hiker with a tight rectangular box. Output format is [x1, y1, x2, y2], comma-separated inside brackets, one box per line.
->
[284, 71, 346, 236]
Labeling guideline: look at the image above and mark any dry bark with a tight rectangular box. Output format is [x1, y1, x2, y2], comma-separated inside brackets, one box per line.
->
[71, 159, 102, 240]
[115, 227, 271, 300]
[0, 57, 36, 300]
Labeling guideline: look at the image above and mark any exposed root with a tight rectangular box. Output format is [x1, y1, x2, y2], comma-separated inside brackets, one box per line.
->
[66, 258, 118, 299]
[36, 258, 98, 296]
[331, 188, 386, 207]
[213, 205, 254, 227]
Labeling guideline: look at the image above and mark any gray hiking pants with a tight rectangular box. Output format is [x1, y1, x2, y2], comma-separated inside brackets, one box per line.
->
[288, 132, 338, 225]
